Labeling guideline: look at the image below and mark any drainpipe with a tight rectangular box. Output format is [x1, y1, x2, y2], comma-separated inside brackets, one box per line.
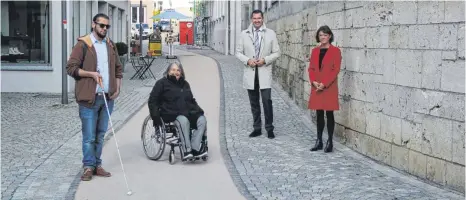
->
[193, 0, 196, 46]
[139, 0, 143, 54]
[61, 0, 68, 104]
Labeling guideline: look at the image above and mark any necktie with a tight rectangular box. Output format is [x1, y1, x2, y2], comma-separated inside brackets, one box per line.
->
[254, 29, 260, 59]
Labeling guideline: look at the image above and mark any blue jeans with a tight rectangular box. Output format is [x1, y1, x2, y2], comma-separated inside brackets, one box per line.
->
[79, 95, 114, 169]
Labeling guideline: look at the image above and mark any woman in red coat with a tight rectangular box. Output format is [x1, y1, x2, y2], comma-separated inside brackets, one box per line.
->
[308, 25, 341, 153]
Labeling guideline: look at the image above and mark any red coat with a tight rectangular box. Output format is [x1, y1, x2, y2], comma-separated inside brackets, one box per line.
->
[308, 45, 341, 111]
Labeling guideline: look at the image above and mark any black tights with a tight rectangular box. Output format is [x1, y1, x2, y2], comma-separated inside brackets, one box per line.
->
[316, 110, 334, 141]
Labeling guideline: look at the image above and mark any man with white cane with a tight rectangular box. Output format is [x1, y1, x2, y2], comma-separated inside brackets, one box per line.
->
[66, 13, 122, 181]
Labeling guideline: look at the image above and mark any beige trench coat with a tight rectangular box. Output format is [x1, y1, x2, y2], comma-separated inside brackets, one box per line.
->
[235, 24, 280, 90]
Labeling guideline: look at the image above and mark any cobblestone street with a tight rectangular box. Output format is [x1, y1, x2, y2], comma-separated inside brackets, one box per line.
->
[1, 57, 170, 200]
[177, 46, 464, 200]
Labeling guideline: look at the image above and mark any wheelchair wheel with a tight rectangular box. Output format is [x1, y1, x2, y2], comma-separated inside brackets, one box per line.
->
[169, 150, 175, 165]
[202, 141, 208, 161]
[141, 115, 166, 160]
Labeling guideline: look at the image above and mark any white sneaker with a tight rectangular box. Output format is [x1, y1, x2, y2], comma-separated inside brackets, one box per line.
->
[182, 153, 193, 160]
[195, 151, 207, 158]
[13, 47, 23, 55]
[9, 48, 17, 55]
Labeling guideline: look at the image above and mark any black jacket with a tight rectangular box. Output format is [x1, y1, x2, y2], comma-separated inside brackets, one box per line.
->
[148, 75, 204, 127]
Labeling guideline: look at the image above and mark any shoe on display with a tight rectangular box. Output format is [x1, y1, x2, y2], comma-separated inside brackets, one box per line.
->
[9, 48, 17, 55]
[13, 47, 23, 55]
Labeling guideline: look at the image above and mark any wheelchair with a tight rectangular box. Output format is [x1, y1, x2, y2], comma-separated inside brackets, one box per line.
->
[141, 115, 208, 164]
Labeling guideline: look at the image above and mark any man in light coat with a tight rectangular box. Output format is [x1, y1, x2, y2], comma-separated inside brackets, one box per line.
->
[236, 10, 280, 139]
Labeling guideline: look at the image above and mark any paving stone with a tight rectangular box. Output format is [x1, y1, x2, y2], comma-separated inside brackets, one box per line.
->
[1, 57, 171, 200]
[176, 46, 465, 200]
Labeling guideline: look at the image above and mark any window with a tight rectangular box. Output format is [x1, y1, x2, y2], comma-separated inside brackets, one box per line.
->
[1, 1, 50, 64]
[118, 10, 122, 42]
[108, 6, 113, 39]
[132, 7, 137, 23]
[131, 5, 146, 23]
[142, 7, 146, 23]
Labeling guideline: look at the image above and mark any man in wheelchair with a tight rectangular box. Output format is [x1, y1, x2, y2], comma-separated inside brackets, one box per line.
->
[148, 62, 208, 160]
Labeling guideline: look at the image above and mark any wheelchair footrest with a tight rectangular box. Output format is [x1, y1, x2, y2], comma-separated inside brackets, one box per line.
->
[184, 155, 208, 162]
[166, 137, 180, 145]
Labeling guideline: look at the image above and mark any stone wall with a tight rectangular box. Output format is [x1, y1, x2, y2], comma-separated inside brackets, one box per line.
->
[265, 1, 465, 193]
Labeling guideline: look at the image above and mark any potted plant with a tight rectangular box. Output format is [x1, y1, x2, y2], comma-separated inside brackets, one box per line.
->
[115, 42, 128, 71]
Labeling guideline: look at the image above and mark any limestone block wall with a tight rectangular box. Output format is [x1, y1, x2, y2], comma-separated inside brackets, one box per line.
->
[265, 1, 465, 193]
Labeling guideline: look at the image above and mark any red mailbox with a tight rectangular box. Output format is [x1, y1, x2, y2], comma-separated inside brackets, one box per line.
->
[179, 21, 194, 45]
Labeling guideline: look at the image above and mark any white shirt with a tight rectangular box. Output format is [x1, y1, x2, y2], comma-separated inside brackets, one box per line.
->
[90, 33, 109, 93]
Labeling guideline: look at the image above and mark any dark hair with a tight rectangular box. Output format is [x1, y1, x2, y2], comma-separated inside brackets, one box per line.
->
[250, 10, 263, 18]
[91, 13, 110, 31]
[93, 13, 109, 22]
[315, 25, 334, 44]
[164, 62, 186, 79]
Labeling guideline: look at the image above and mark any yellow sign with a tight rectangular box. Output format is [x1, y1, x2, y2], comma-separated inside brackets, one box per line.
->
[153, 9, 160, 16]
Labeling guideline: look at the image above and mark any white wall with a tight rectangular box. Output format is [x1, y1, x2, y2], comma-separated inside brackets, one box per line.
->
[230, 0, 242, 55]
[207, 1, 228, 54]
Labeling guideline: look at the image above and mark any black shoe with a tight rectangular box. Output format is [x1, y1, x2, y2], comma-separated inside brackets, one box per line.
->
[267, 131, 275, 139]
[310, 139, 323, 151]
[249, 130, 262, 137]
[324, 140, 333, 153]
[193, 149, 208, 158]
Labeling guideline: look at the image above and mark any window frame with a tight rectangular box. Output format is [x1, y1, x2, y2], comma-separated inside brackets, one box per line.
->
[1, 0, 52, 71]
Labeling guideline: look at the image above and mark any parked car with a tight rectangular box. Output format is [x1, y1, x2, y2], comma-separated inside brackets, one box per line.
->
[132, 23, 152, 40]
[159, 21, 171, 32]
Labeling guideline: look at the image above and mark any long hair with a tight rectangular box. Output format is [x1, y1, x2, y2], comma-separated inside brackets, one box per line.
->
[163, 62, 186, 79]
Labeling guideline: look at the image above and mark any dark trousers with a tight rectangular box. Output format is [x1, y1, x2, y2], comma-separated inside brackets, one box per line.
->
[247, 67, 274, 132]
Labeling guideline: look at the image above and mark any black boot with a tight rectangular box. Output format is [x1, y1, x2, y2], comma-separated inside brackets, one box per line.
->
[324, 132, 333, 153]
[310, 131, 323, 151]
[310, 139, 323, 151]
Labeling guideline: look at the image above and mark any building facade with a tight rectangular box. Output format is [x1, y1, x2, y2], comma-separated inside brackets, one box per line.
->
[1, 0, 131, 93]
[130, 0, 157, 25]
[202, 0, 466, 194]
[194, 0, 273, 55]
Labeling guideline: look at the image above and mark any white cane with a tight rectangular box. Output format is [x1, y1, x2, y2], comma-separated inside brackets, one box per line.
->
[98, 76, 133, 196]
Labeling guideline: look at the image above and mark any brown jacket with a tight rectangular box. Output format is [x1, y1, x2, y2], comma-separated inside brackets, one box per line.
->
[66, 34, 123, 107]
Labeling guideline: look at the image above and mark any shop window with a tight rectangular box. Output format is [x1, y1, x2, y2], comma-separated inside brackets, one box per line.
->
[1, 1, 50, 64]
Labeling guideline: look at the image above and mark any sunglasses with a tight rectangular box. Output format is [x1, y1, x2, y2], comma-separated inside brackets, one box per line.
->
[94, 22, 111, 29]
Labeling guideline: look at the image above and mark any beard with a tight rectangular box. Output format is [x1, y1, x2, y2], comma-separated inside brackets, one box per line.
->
[96, 30, 107, 39]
